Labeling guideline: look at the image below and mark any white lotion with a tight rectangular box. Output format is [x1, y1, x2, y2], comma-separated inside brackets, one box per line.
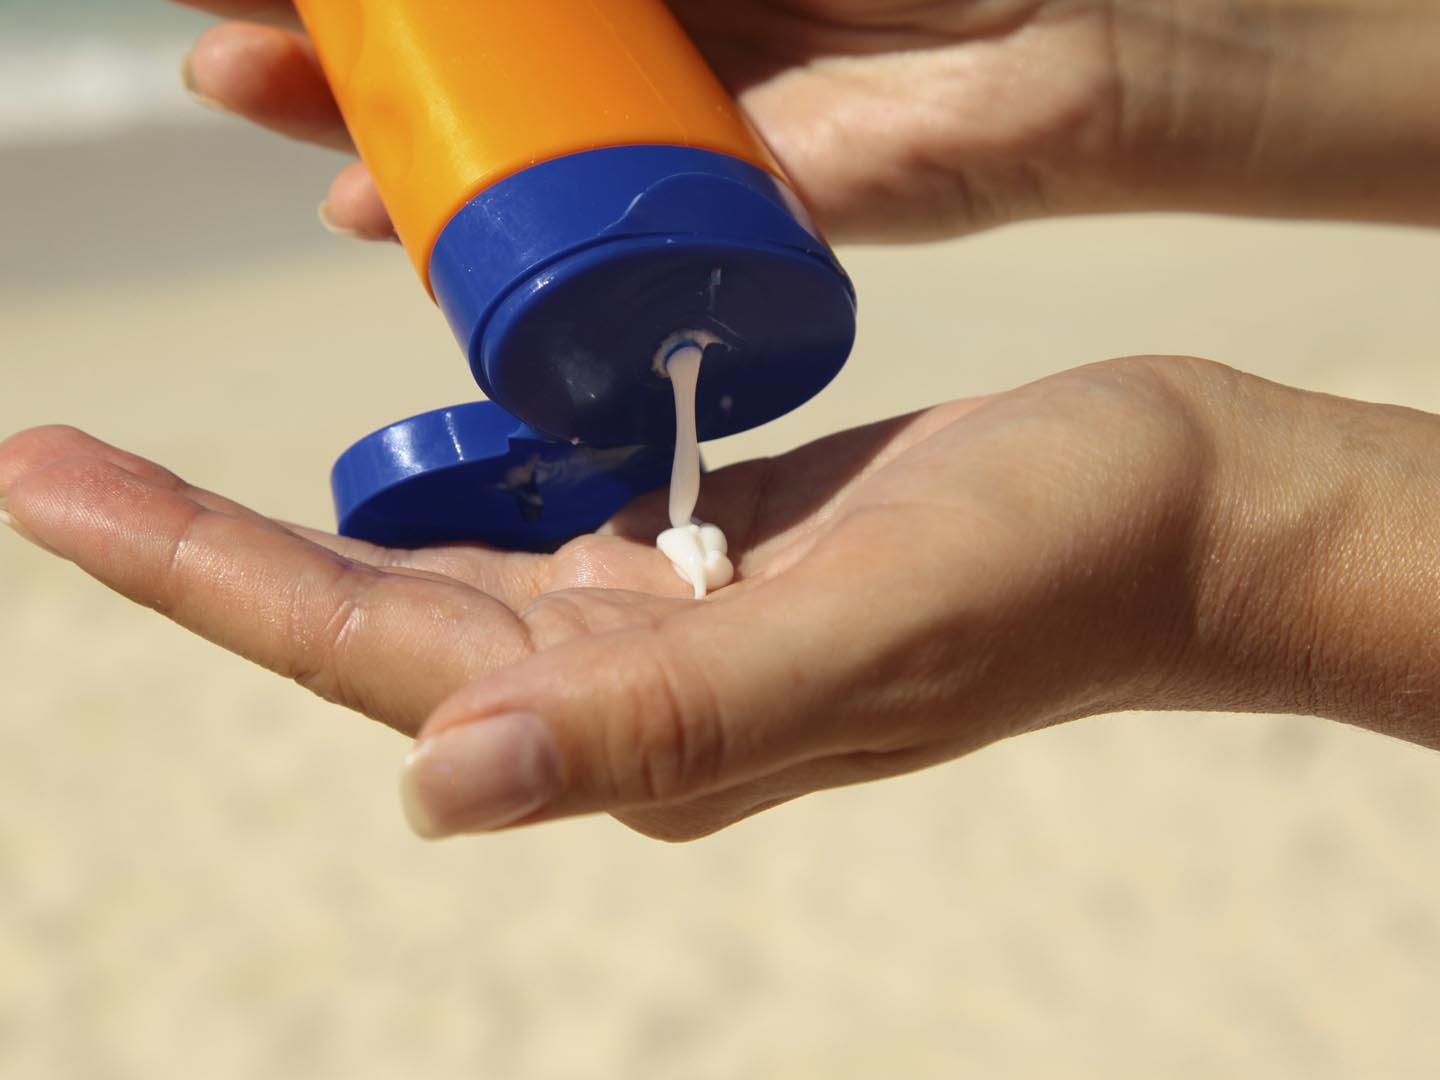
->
[654, 334, 734, 599]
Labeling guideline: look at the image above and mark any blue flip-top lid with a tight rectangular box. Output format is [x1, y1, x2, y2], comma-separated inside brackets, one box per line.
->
[429, 145, 858, 448]
[331, 401, 672, 551]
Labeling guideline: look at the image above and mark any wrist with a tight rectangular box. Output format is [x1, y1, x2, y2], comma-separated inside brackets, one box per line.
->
[1097, 0, 1440, 227]
[1157, 361, 1440, 737]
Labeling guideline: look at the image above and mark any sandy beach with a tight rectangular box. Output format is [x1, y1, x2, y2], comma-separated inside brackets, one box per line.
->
[5, 113, 1440, 1079]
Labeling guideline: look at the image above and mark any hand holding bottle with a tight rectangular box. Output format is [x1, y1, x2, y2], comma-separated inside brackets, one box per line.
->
[174, 0, 1440, 241]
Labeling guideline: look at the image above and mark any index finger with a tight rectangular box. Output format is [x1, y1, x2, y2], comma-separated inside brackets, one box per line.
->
[2, 440, 533, 735]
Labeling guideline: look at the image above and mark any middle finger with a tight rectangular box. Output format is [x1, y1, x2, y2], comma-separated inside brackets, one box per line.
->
[185, 21, 353, 153]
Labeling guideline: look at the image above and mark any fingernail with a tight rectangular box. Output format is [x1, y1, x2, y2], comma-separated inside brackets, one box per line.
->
[318, 201, 365, 240]
[0, 496, 12, 530]
[400, 714, 561, 839]
[179, 52, 228, 113]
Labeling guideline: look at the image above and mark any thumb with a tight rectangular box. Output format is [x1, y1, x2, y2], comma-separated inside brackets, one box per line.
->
[397, 578, 872, 839]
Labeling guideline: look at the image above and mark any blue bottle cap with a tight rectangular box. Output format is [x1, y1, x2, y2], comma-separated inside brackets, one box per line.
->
[429, 145, 857, 448]
[331, 401, 673, 551]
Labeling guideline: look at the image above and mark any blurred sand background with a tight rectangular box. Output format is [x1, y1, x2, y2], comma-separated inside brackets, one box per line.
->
[6, 9, 1440, 1079]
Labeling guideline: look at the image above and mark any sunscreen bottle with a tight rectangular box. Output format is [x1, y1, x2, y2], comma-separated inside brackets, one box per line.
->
[306, 2, 857, 546]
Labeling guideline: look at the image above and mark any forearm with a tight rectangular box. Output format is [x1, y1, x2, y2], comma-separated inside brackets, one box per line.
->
[1163, 362, 1440, 742]
[1107, 0, 1440, 227]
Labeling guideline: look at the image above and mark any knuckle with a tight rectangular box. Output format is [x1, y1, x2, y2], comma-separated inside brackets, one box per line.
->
[286, 562, 379, 705]
[520, 592, 595, 651]
[153, 502, 208, 618]
[602, 646, 728, 806]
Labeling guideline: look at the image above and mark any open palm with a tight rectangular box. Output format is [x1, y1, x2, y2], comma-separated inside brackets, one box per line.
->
[1, 358, 1211, 839]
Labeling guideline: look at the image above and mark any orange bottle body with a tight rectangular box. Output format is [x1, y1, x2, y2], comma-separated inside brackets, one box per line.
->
[292, 0, 781, 288]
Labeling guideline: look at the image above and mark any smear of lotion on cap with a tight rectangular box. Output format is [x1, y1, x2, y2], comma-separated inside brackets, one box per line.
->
[654, 333, 734, 599]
